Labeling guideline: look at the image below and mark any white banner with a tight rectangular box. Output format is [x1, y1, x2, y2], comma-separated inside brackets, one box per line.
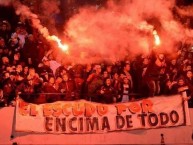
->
[15, 95, 189, 134]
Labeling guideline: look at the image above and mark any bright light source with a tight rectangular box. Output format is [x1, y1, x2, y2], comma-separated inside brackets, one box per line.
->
[153, 30, 161, 46]
[48, 35, 69, 53]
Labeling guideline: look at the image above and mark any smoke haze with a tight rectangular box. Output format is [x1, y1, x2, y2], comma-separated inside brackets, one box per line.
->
[0, 0, 12, 6]
[13, 1, 50, 38]
[65, 0, 193, 63]
[1, 0, 193, 64]
[39, 0, 60, 34]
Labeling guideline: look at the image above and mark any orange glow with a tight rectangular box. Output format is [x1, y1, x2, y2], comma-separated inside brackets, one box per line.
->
[48, 35, 69, 53]
[153, 30, 161, 46]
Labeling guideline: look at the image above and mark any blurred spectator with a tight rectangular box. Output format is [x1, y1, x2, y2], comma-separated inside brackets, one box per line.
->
[41, 76, 60, 103]
[11, 23, 28, 49]
[0, 37, 5, 47]
[21, 66, 29, 79]
[55, 60, 69, 78]
[117, 77, 131, 102]
[22, 34, 38, 66]
[112, 72, 121, 90]
[143, 52, 166, 97]
[42, 49, 61, 76]
[0, 20, 11, 43]
[86, 64, 103, 102]
[97, 78, 117, 104]
[163, 80, 178, 95]
[186, 70, 193, 87]
[59, 73, 77, 101]
[120, 62, 133, 91]
[38, 59, 54, 82]
[2, 71, 16, 105]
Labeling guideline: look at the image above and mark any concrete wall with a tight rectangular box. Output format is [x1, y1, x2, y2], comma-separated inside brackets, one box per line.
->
[0, 107, 193, 144]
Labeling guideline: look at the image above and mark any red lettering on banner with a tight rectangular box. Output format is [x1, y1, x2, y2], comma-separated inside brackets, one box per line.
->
[115, 99, 154, 115]
[85, 103, 95, 117]
[141, 99, 154, 113]
[53, 104, 62, 117]
[115, 104, 127, 115]
[43, 104, 52, 117]
[72, 103, 84, 116]
[97, 105, 108, 116]
[18, 100, 29, 116]
[128, 103, 141, 114]
[62, 103, 72, 116]
[30, 104, 38, 116]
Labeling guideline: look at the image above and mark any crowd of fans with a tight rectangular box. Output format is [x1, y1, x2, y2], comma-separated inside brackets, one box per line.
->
[0, 19, 193, 107]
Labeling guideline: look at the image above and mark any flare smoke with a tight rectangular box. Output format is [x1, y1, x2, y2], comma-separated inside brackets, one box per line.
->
[0, 0, 12, 6]
[12, 0, 68, 53]
[64, 0, 193, 63]
[13, 1, 50, 38]
[1, 0, 193, 64]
